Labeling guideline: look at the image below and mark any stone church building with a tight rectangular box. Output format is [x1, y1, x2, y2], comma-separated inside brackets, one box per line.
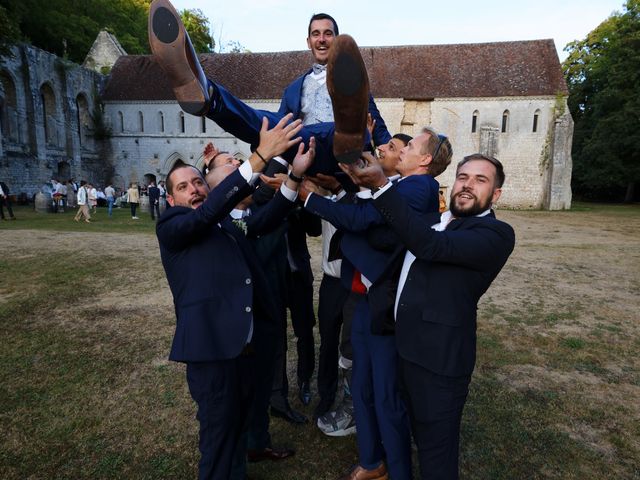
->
[0, 34, 573, 209]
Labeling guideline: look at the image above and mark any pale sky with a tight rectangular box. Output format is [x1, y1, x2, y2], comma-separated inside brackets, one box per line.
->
[170, 0, 624, 61]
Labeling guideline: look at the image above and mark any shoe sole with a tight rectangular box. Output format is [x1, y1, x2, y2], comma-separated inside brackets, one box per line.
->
[322, 424, 356, 437]
[327, 35, 369, 164]
[148, 0, 209, 116]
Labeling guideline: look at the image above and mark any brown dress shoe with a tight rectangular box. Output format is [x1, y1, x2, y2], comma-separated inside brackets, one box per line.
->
[338, 463, 388, 480]
[148, 0, 211, 116]
[247, 446, 295, 462]
[327, 34, 370, 165]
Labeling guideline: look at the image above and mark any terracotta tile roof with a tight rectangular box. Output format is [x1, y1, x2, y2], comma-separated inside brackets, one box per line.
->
[102, 39, 567, 102]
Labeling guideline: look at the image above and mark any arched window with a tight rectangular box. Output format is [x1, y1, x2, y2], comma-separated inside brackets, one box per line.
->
[501, 110, 509, 133]
[179, 112, 185, 133]
[533, 109, 541, 133]
[40, 83, 58, 145]
[138, 111, 144, 133]
[118, 111, 124, 133]
[76, 94, 91, 145]
[201, 116, 206, 133]
[471, 110, 479, 133]
[0, 71, 18, 142]
[158, 111, 165, 133]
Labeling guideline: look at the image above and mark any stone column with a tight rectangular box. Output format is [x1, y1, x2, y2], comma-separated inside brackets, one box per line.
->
[544, 112, 573, 210]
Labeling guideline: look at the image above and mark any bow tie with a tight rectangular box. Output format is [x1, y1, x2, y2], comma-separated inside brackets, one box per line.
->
[312, 64, 327, 74]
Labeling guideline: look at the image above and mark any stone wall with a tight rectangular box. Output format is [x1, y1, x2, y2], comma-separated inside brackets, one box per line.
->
[0, 44, 106, 196]
[2, 43, 572, 209]
[104, 95, 573, 209]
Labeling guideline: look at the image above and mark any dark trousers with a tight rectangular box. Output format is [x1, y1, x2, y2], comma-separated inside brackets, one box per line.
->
[288, 267, 316, 386]
[149, 200, 160, 219]
[0, 196, 15, 219]
[270, 302, 291, 411]
[208, 82, 346, 176]
[340, 292, 359, 362]
[316, 274, 350, 414]
[398, 358, 470, 480]
[351, 296, 412, 480]
[186, 354, 254, 480]
[248, 321, 278, 451]
[130, 202, 138, 217]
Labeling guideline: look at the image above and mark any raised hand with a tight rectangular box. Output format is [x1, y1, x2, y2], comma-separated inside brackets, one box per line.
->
[367, 113, 376, 140]
[339, 152, 387, 190]
[298, 179, 320, 202]
[306, 172, 341, 195]
[257, 113, 303, 160]
[291, 137, 316, 177]
[259, 173, 287, 190]
[203, 142, 220, 167]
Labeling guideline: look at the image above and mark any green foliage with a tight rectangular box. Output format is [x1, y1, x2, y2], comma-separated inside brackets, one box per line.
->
[0, 0, 154, 63]
[180, 8, 214, 53]
[563, 0, 640, 202]
[0, 4, 21, 56]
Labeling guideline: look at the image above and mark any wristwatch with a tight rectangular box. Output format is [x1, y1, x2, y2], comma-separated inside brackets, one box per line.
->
[288, 171, 304, 183]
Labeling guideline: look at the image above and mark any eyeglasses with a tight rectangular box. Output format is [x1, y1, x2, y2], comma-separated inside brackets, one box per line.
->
[433, 134, 448, 159]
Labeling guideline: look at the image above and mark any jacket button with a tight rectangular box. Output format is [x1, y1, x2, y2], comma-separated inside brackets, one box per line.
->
[245, 306, 252, 313]
[245, 278, 252, 285]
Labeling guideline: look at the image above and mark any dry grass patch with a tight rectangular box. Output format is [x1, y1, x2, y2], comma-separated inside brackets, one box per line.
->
[1, 203, 639, 479]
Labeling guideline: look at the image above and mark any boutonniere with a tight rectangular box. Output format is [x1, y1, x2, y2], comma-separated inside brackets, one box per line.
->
[232, 218, 248, 235]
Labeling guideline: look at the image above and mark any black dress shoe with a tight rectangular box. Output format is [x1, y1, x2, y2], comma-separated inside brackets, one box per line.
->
[270, 406, 308, 424]
[299, 381, 312, 406]
[148, 0, 211, 116]
[247, 446, 296, 463]
[327, 34, 370, 164]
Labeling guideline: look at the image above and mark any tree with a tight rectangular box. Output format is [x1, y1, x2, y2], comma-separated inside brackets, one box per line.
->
[180, 8, 214, 53]
[0, 0, 153, 62]
[563, 0, 640, 202]
[0, 4, 21, 56]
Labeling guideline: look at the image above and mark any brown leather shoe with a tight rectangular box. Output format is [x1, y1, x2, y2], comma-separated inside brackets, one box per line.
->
[327, 34, 369, 165]
[338, 463, 388, 480]
[247, 446, 295, 462]
[148, 0, 211, 116]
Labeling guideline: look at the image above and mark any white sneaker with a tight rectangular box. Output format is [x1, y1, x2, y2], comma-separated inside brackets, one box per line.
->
[317, 402, 356, 437]
[132, 216, 139, 219]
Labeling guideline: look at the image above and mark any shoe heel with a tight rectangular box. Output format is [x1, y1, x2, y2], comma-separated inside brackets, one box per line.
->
[174, 79, 209, 115]
[333, 132, 364, 164]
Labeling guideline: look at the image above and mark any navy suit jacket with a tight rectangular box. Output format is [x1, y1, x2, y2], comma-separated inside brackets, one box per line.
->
[278, 69, 392, 146]
[305, 174, 440, 334]
[306, 175, 439, 283]
[373, 186, 515, 377]
[156, 170, 292, 363]
[148, 186, 160, 202]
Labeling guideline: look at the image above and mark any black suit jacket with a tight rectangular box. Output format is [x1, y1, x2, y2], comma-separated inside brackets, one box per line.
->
[156, 170, 289, 363]
[148, 186, 160, 202]
[373, 186, 515, 377]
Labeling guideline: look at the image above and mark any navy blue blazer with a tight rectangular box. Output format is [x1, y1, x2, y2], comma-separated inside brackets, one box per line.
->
[148, 186, 160, 202]
[278, 69, 392, 146]
[305, 174, 439, 285]
[156, 170, 292, 363]
[373, 186, 516, 377]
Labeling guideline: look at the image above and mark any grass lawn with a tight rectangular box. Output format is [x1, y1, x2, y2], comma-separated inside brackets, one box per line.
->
[0, 203, 638, 479]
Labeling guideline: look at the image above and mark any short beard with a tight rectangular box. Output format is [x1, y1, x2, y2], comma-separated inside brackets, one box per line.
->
[449, 193, 491, 218]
